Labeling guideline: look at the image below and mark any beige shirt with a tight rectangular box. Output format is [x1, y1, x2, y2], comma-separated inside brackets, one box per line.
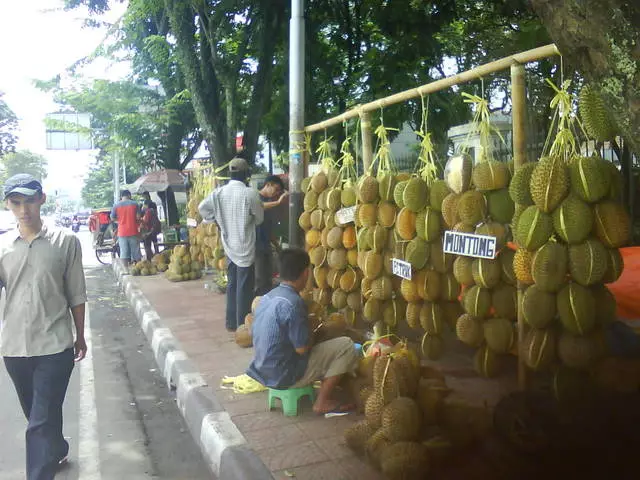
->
[0, 225, 87, 357]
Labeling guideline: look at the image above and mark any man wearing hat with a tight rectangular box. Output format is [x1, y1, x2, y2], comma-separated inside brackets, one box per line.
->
[0, 174, 87, 479]
[199, 156, 264, 332]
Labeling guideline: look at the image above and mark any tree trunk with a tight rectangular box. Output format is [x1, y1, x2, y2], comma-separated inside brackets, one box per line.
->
[530, 0, 640, 152]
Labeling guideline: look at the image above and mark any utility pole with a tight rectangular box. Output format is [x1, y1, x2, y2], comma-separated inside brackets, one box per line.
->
[113, 150, 120, 204]
[288, 0, 305, 247]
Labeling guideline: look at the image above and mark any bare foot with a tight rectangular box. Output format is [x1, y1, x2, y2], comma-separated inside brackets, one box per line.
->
[312, 400, 356, 415]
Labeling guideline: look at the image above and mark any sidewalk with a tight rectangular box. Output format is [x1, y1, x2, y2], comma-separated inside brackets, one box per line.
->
[113, 261, 384, 480]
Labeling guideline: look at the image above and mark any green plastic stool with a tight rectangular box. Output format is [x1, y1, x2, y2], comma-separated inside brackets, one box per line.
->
[268, 385, 315, 416]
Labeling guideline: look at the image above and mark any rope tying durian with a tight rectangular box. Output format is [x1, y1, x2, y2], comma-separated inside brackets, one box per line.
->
[415, 94, 439, 185]
[461, 85, 506, 163]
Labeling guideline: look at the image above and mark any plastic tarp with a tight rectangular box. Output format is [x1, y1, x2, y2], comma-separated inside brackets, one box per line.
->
[608, 247, 640, 329]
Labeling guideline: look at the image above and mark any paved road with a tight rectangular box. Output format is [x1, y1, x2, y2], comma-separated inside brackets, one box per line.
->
[0, 226, 212, 479]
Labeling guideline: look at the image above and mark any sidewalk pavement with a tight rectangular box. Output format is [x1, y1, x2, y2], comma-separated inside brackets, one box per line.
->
[113, 260, 384, 480]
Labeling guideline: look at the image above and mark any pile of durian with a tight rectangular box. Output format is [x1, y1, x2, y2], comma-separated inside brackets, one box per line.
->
[511, 82, 629, 394]
[188, 222, 226, 271]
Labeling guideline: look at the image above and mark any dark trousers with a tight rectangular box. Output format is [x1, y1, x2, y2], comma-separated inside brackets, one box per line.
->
[143, 233, 159, 261]
[254, 248, 274, 296]
[4, 348, 74, 480]
[226, 259, 255, 331]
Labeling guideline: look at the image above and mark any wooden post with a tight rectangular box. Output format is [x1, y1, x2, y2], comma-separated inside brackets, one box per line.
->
[511, 62, 528, 391]
[360, 110, 374, 172]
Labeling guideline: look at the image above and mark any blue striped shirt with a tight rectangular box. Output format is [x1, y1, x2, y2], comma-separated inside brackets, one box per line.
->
[246, 284, 309, 388]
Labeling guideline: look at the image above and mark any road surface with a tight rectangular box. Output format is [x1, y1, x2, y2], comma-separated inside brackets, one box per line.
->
[0, 225, 212, 479]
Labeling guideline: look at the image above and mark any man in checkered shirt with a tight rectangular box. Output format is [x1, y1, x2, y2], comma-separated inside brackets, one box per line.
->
[198, 157, 264, 332]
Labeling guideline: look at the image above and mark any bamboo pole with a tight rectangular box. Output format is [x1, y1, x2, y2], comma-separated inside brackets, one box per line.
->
[511, 63, 528, 391]
[360, 110, 374, 172]
[305, 44, 560, 133]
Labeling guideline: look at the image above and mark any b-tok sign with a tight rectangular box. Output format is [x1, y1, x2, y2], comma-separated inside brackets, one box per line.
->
[442, 231, 497, 259]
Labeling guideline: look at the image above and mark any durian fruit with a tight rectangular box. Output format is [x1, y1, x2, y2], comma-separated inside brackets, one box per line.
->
[509, 162, 535, 205]
[529, 156, 570, 213]
[344, 420, 377, 454]
[403, 177, 428, 212]
[298, 210, 312, 230]
[405, 237, 429, 269]
[440, 273, 461, 302]
[378, 172, 397, 202]
[569, 156, 611, 203]
[579, 84, 618, 143]
[383, 298, 407, 329]
[303, 190, 319, 211]
[421, 333, 445, 360]
[521, 327, 557, 372]
[377, 201, 397, 228]
[513, 248, 534, 285]
[364, 391, 386, 428]
[325, 188, 342, 211]
[347, 248, 358, 267]
[483, 318, 515, 354]
[552, 194, 593, 244]
[393, 180, 408, 208]
[456, 313, 484, 347]
[531, 242, 568, 293]
[441, 193, 461, 228]
[310, 170, 328, 193]
[358, 175, 379, 203]
[396, 207, 417, 240]
[380, 397, 421, 441]
[445, 152, 473, 193]
[416, 207, 441, 242]
[472, 160, 510, 191]
[358, 203, 378, 228]
[474, 344, 502, 378]
[522, 284, 556, 328]
[363, 298, 383, 323]
[557, 330, 603, 370]
[499, 248, 516, 285]
[476, 221, 507, 251]
[430, 240, 454, 274]
[593, 200, 630, 248]
[347, 291, 363, 312]
[592, 284, 617, 325]
[400, 279, 420, 303]
[453, 256, 474, 286]
[491, 283, 517, 320]
[453, 222, 474, 233]
[463, 285, 491, 318]
[342, 225, 357, 249]
[341, 185, 357, 207]
[379, 442, 429, 480]
[305, 229, 321, 248]
[602, 248, 624, 283]
[486, 188, 515, 224]
[339, 267, 360, 292]
[234, 324, 253, 348]
[429, 179, 450, 212]
[416, 269, 441, 302]
[471, 258, 501, 289]
[370, 276, 394, 301]
[309, 245, 327, 266]
[324, 210, 336, 229]
[326, 226, 344, 249]
[406, 302, 422, 329]
[457, 190, 487, 226]
[331, 288, 348, 309]
[301, 176, 311, 193]
[313, 266, 329, 288]
[313, 287, 331, 306]
[568, 238, 607, 286]
[327, 248, 348, 270]
[557, 283, 596, 335]
[420, 302, 445, 335]
[368, 225, 388, 253]
[363, 251, 383, 280]
[515, 206, 553, 251]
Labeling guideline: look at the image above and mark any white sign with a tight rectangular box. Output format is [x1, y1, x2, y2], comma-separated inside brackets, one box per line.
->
[336, 206, 356, 225]
[186, 218, 198, 227]
[392, 258, 412, 280]
[443, 231, 497, 259]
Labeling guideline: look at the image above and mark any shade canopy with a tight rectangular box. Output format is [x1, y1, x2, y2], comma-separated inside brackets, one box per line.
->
[131, 169, 187, 193]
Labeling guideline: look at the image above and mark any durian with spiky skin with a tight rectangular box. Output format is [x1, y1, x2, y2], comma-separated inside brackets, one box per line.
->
[579, 84, 618, 143]
[456, 313, 484, 347]
[344, 420, 377, 454]
[568, 238, 607, 286]
[429, 179, 450, 211]
[521, 327, 557, 372]
[441, 193, 461, 228]
[531, 242, 568, 293]
[557, 283, 596, 335]
[569, 156, 611, 203]
[471, 258, 502, 289]
[593, 200, 631, 248]
[474, 344, 502, 378]
[557, 330, 603, 370]
[472, 160, 510, 191]
[396, 207, 417, 240]
[377, 201, 397, 228]
[458, 190, 487, 226]
[476, 221, 507, 251]
[463, 285, 492, 318]
[416, 207, 441, 242]
[416, 269, 441, 301]
[358, 175, 379, 203]
[513, 248, 534, 285]
[602, 248, 624, 283]
[508, 162, 535, 205]
[552, 194, 593, 244]
[483, 318, 515, 354]
[515, 206, 554, 251]
[522, 284, 556, 328]
[405, 237, 429, 270]
[378, 172, 397, 202]
[530, 156, 570, 213]
[420, 302, 445, 335]
[453, 256, 475, 286]
[486, 188, 515, 224]
[491, 283, 517, 320]
[403, 177, 429, 212]
[393, 180, 408, 208]
[341, 185, 357, 207]
[499, 248, 516, 285]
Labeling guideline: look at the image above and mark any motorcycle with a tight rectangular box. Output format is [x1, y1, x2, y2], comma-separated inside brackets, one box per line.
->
[72, 220, 80, 233]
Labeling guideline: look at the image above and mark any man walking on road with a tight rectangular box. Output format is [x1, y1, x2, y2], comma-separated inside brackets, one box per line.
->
[111, 189, 142, 269]
[198, 156, 264, 332]
[0, 174, 87, 480]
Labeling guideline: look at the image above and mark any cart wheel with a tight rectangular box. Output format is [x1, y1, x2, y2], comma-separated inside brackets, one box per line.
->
[96, 248, 112, 265]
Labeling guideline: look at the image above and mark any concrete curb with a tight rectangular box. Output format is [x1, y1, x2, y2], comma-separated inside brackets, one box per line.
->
[112, 260, 274, 480]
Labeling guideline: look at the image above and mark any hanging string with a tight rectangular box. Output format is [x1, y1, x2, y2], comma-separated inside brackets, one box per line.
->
[415, 92, 438, 185]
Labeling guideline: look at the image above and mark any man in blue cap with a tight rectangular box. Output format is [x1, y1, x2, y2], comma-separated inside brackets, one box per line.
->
[0, 174, 87, 479]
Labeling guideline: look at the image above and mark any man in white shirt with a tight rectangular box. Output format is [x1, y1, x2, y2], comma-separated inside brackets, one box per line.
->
[198, 157, 264, 331]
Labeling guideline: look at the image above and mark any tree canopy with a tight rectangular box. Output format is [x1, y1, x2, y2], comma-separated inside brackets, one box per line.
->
[0, 93, 18, 157]
[0, 150, 48, 185]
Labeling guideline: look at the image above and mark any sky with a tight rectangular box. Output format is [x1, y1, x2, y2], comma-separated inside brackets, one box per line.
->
[0, 0, 128, 201]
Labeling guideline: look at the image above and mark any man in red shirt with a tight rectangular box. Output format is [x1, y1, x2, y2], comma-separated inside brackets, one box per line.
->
[111, 190, 142, 268]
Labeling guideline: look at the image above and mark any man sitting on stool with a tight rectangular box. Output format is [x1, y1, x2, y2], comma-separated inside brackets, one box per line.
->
[247, 248, 358, 414]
